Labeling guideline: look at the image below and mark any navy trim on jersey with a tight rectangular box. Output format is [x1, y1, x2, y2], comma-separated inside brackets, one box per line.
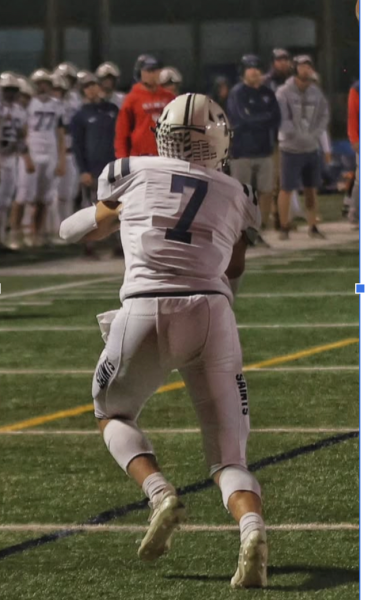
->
[121, 157, 130, 177]
[108, 161, 116, 184]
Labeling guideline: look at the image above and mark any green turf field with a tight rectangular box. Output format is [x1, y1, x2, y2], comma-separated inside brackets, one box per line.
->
[0, 245, 359, 599]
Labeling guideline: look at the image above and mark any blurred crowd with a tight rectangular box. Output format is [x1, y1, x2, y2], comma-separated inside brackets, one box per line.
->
[0, 48, 359, 255]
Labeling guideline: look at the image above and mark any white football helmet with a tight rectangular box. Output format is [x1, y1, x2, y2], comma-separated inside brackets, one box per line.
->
[159, 67, 183, 86]
[95, 61, 120, 80]
[54, 62, 78, 79]
[77, 70, 98, 87]
[0, 72, 20, 89]
[17, 76, 34, 97]
[156, 93, 230, 170]
[51, 73, 69, 91]
[30, 68, 53, 83]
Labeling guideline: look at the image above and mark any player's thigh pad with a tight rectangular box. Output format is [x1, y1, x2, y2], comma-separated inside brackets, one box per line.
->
[180, 295, 249, 475]
[15, 157, 37, 205]
[0, 155, 17, 208]
[93, 300, 166, 421]
[36, 157, 57, 204]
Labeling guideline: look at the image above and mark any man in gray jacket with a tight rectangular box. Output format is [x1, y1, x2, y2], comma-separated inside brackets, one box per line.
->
[276, 55, 330, 239]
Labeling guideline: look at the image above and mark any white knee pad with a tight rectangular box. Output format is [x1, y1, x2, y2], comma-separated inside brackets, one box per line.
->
[103, 418, 154, 473]
[219, 466, 261, 510]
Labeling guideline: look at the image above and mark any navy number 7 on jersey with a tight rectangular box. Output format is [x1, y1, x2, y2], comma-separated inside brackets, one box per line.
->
[165, 175, 208, 244]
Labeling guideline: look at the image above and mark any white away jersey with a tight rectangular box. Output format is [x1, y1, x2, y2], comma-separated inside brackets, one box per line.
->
[26, 96, 64, 156]
[0, 102, 27, 154]
[98, 156, 261, 302]
[62, 93, 81, 151]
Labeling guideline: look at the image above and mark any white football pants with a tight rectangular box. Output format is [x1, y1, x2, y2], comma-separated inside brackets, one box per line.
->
[93, 294, 251, 475]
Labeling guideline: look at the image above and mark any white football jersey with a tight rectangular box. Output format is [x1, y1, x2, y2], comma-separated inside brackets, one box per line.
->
[26, 96, 65, 156]
[0, 102, 27, 154]
[99, 157, 260, 303]
[106, 91, 125, 110]
[62, 93, 81, 151]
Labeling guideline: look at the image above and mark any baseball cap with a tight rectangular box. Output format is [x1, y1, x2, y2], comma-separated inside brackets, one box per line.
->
[241, 54, 262, 71]
[139, 55, 163, 72]
[294, 55, 314, 67]
[272, 48, 291, 61]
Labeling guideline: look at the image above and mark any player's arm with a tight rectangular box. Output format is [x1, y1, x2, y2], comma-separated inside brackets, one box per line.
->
[225, 233, 248, 297]
[18, 124, 35, 173]
[59, 201, 122, 244]
[55, 116, 66, 177]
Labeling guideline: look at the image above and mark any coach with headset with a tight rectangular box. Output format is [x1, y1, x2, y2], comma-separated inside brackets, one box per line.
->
[114, 54, 174, 158]
[227, 54, 281, 242]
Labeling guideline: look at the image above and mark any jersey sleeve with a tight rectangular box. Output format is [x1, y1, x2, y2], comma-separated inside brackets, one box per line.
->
[98, 157, 135, 202]
[240, 184, 262, 243]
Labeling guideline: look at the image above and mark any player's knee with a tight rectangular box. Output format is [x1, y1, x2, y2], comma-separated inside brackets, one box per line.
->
[217, 465, 261, 510]
[103, 418, 154, 473]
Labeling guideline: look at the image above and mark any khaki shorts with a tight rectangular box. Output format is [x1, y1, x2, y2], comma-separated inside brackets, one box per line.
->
[93, 294, 251, 475]
[231, 156, 274, 193]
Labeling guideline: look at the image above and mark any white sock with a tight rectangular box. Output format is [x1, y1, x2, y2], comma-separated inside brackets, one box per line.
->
[239, 512, 265, 544]
[142, 473, 174, 505]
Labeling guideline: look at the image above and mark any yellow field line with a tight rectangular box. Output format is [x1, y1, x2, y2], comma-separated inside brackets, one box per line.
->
[0, 337, 358, 433]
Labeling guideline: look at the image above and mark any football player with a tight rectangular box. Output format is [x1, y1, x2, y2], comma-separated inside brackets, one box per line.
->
[52, 73, 79, 221]
[9, 69, 66, 248]
[159, 66, 183, 96]
[17, 76, 34, 110]
[0, 72, 27, 245]
[95, 61, 125, 109]
[60, 94, 267, 589]
[53, 62, 82, 108]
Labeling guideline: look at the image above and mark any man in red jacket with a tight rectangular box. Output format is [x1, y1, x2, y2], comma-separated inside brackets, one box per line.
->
[115, 55, 175, 158]
[348, 80, 359, 225]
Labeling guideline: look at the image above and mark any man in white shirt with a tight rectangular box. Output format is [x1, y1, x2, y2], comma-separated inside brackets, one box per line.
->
[0, 72, 27, 245]
[9, 69, 66, 248]
[60, 94, 267, 590]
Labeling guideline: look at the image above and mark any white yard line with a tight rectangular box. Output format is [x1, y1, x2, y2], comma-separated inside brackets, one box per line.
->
[0, 323, 358, 332]
[0, 276, 121, 301]
[0, 369, 94, 375]
[0, 427, 358, 436]
[0, 366, 358, 375]
[0, 326, 97, 332]
[0, 523, 358, 533]
[0, 308, 16, 313]
[0, 302, 53, 307]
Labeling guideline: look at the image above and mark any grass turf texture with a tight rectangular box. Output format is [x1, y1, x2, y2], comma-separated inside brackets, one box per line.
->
[0, 245, 359, 598]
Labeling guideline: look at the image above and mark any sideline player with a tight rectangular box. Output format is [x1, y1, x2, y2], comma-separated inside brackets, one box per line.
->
[52, 73, 79, 221]
[9, 69, 66, 248]
[60, 94, 267, 589]
[95, 61, 125, 109]
[159, 66, 183, 96]
[0, 73, 28, 245]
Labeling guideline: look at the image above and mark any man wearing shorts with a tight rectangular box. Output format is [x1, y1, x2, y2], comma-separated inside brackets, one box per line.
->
[276, 55, 329, 240]
[228, 54, 281, 244]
